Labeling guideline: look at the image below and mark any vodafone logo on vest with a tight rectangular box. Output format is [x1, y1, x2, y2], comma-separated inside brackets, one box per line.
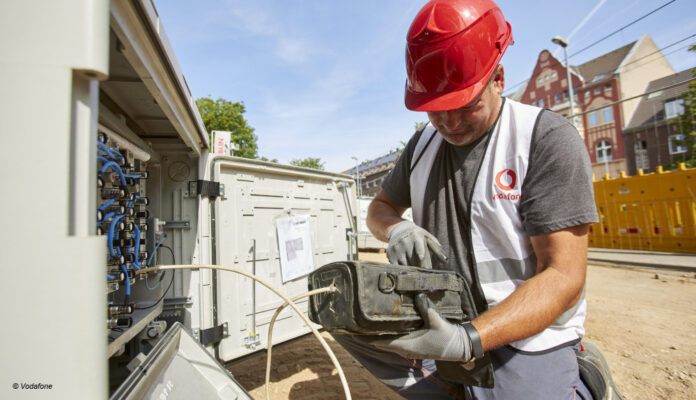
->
[493, 169, 520, 200]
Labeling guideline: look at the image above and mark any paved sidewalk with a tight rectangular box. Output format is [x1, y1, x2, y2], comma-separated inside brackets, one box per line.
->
[588, 248, 696, 272]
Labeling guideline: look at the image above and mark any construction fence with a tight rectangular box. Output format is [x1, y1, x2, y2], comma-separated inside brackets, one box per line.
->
[589, 164, 696, 254]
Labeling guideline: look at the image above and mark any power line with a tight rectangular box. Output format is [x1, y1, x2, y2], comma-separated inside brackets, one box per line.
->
[503, 33, 695, 97]
[569, 0, 677, 58]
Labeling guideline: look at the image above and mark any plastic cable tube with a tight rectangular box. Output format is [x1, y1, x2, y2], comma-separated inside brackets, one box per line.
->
[136, 265, 352, 400]
[265, 287, 338, 400]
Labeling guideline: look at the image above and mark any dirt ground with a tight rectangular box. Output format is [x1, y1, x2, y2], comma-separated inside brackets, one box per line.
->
[227, 252, 696, 399]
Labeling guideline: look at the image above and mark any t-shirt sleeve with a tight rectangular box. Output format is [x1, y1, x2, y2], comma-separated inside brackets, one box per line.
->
[380, 130, 423, 208]
[520, 110, 599, 236]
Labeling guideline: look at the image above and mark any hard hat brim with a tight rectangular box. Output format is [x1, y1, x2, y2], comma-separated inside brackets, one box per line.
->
[404, 62, 497, 112]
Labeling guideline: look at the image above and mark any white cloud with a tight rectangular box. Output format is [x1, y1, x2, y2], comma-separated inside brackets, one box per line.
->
[223, 1, 314, 64]
[276, 37, 313, 64]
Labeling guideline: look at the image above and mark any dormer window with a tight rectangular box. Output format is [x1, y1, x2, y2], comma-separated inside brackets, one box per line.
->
[665, 98, 684, 119]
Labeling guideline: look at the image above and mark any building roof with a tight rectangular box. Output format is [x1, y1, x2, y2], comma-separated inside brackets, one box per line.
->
[624, 69, 694, 131]
[576, 41, 636, 87]
[344, 149, 400, 176]
[507, 80, 528, 101]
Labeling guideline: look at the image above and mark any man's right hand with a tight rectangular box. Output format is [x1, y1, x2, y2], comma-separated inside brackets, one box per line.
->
[386, 220, 447, 268]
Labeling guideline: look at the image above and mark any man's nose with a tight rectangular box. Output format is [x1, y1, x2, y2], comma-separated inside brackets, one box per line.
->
[430, 110, 462, 130]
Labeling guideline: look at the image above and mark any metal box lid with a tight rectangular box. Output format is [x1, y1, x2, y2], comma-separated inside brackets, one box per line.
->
[111, 322, 251, 399]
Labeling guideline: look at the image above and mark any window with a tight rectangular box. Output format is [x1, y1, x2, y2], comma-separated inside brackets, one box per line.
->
[551, 71, 558, 79]
[588, 111, 599, 127]
[539, 98, 545, 108]
[573, 87, 578, 96]
[596, 140, 612, 163]
[563, 90, 569, 100]
[669, 134, 687, 154]
[531, 101, 536, 106]
[665, 98, 685, 119]
[555, 93, 561, 102]
[634, 141, 649, 171]
[605, 84, 612, 91]
[602, 107, 613, 123]
[594, 87, 601, 95]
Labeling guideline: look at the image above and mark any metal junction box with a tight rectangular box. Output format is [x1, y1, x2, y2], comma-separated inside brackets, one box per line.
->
[0, 0, 358, 397]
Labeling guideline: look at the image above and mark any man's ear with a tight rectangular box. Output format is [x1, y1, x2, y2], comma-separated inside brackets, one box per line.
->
[491, 65, 505, 95]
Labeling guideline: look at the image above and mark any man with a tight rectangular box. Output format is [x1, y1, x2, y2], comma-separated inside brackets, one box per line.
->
[335, 0, 600, 398]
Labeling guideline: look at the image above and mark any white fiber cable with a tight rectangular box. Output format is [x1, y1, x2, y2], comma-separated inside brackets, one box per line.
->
[265, 286, 337, 400]
[136, 265, 352, 400]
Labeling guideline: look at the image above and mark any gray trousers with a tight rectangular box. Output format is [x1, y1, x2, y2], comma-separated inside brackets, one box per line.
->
[334, 334, 593, 400]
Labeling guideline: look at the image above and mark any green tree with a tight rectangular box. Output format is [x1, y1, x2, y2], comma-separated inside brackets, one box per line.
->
[196, 97, 258, 158]
[290, 157, 325, 170]
[669, 45, 696, 169]
[414, 121, 428, 131]
[259, 156, 279, 163]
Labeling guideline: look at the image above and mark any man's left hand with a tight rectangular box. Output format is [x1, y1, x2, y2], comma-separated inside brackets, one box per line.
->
[368, 293, 473, 362]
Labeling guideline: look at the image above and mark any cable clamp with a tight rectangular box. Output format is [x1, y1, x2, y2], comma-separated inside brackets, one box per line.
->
[188, 180, 225, 198]
[196, 322, 229, 346]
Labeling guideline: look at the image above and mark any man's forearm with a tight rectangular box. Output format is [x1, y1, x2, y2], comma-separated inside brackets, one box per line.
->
[472, 225, 589, 352]
[366, 191, 407, 241]
[472, 265, 584, 351]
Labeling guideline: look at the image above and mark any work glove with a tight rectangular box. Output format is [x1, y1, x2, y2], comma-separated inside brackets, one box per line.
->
[368, 294, 473, 362]
[386, 220, 447, 268]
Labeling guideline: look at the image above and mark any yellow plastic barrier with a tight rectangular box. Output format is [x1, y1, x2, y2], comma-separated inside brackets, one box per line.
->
[589, 163, 696, 254]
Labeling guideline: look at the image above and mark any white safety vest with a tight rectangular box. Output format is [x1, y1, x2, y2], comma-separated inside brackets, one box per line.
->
[410, 99, 585, 352]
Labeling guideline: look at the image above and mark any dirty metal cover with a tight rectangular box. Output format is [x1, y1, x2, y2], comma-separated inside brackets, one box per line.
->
[308, 260, 475, 335]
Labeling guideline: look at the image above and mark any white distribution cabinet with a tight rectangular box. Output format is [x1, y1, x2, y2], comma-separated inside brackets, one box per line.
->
[0, 0, 358, 397]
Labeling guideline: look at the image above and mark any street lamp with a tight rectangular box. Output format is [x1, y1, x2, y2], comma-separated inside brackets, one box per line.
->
[351, 156, 361, 197]
[551, 36, 577, 128]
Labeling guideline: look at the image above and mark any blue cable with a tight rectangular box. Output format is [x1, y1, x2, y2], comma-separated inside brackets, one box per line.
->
[147, 236, 167, 266]
[98, 142, 124, 161]
[145, 274, 162, 290]
[98, 198, 115, 211]
[98, 211, 115, 225]
[116, 230, 122, 257]
[127, 194, 140, 209]
[131, 225, 142, 270]
[99, 161, 127, 186]
[121, 264, 130, 296]
[107, 273, 116, 280]
[99, 160, 118, 172]
[145, 235, 167, 290]
[108, 215, 125, 257]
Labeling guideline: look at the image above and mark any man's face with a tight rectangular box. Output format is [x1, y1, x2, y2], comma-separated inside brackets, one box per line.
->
[426, 66, 505, 146]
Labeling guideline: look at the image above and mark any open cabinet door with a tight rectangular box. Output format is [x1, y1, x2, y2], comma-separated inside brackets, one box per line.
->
[111, 323, 252, 399]
[208, 156, 357, 362]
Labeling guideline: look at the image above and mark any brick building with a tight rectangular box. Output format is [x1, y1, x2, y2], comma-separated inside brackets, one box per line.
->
[623, 69, 692, 175]
[344, 149, 400, 197]
[518, 34, 674, 178]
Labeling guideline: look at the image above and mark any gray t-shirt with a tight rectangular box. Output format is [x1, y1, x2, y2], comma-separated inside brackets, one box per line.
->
[382, 104, 598, 306]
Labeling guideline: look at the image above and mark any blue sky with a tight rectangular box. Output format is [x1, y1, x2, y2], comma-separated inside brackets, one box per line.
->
[154, 0, 696, 173]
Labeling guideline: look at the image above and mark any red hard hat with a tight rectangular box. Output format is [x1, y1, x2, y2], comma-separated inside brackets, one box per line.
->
[405, 0, 513, 111]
